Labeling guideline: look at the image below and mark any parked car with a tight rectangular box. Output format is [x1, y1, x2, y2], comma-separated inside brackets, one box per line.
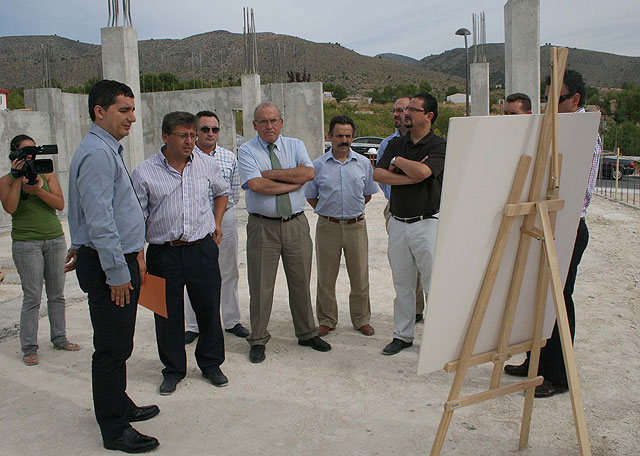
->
[600, 153, 635, 180]
[350, 136, 384, 155]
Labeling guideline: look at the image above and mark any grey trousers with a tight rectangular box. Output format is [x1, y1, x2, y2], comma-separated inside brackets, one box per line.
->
[383, 202, 425, 314]
[387, 217, 438, 342]
[315, 216, 371, 329]
[246, 213, 317, 346]
[12, 235, 68, 355]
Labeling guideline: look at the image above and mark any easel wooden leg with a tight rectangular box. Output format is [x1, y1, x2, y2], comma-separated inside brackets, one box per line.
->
[537, 202, 592, 456]
[430, 411, 454, 456]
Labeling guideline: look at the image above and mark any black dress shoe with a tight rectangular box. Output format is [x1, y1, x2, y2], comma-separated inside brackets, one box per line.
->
[159, 377, 180, 396]
[415, 313, 424, 323]
[298, 336, 331, 352]
[103, 427, 159, 453]
[534, 379, 568, 398]
[202, 368, 229, 387]
[225, 323, 250, 338]
[127, 404, 160, 422]
[249, 345, 265, 363]
[382, 338, 413, 355]
[504, 360, 529, 377]
[184, 331, 199, 345]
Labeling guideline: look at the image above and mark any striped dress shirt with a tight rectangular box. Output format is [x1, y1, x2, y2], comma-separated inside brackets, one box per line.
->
[577, 107, 603, 218]
[194, 143, 240, 209]
[132, 148, 230, 244]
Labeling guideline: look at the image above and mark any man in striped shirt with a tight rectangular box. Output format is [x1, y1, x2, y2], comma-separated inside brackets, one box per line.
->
[132, 111, 230, 396]
[183, 111, 249, 344]
[504, 70, 603, 398]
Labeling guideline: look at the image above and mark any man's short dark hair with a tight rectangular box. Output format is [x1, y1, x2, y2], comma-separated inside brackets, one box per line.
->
[506, 92, 532, 112]
[162, 111, 196, 135]
[10, 134, 34, 153]
[546, 69, 586, 107]
[88, 79, 134, 121]
[328, 115, 356, 136]
[195, 110, 220, 127]
[413, 92, 439, 124]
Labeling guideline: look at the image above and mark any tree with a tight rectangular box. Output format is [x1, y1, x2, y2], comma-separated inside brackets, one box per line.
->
[324, 82, 348, 102]
[419, 80, 433, 94]
[445, 85, 461, 96]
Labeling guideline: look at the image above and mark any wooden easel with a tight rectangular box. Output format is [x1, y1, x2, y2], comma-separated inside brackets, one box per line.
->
[429, 47, 592, 456]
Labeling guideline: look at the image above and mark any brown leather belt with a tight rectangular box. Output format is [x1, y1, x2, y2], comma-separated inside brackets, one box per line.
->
[320, 214, 364, 224]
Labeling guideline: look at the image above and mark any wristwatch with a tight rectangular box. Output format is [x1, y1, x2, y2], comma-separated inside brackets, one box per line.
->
[390, 156, 397, 167]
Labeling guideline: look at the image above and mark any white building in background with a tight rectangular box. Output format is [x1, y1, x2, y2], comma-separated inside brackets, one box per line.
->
[446, 93, 469, 104]
[0, 90, 8, 110]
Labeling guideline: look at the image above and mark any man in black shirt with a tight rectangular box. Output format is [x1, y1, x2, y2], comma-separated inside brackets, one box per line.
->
[374, 93, 446, 355]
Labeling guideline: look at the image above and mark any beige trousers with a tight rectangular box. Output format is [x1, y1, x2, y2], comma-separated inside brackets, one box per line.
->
[315, 216, 371, 329]
[246, 213, 317, 346]
[383, 201, 426, 314]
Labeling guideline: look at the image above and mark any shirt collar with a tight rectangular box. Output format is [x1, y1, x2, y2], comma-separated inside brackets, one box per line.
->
[576, 107, 586, 113]
[89, 123, 123, 156]
[326, 147, 357, 163]
[257, 135, 283, 151]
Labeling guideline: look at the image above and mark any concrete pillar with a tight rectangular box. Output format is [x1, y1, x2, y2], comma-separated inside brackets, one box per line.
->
[504, 0, 540, 114]
[241, 73, 261, 142]
[101, 27, 144, 170]
[470, 63, 490, 116]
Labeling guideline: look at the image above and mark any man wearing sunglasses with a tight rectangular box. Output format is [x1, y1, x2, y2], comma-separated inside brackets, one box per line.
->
[183, 111, 249, 346]
[132, 111, 230, 395]
[504, 69, 603, 398]
[374, 93, 446, 356]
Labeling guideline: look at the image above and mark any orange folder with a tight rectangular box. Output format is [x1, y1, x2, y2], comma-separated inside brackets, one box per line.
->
[138, 273, 167, 318]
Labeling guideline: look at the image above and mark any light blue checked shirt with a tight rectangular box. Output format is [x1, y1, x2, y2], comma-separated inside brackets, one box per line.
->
[305, 148, 378, 218]
[194, 143, 240, 209]
[132, 147, 230, 244]
[577, 107, 603, 218]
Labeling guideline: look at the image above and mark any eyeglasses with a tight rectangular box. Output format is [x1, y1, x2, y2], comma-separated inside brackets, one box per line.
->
[170, 132, 197, 140]
[256, 118, 281, 126]
[199, 126, 220, 133]
[404, 106, 425, 113]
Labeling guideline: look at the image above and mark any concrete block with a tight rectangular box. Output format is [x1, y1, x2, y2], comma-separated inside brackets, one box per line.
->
[471, 63, 490, 116]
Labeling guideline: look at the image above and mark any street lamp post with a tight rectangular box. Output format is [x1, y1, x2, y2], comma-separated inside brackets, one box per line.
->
[455, 27, 471, 116]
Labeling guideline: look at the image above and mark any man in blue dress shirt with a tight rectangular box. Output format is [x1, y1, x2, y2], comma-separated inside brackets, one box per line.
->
[66, 80, 159, 453]
[238, 102, 331, 363]
[305, 115, 378, 337]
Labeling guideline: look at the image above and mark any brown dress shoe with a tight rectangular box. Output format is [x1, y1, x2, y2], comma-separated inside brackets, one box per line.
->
[318, 325, 332, 336]
[358, 324, 375, 336]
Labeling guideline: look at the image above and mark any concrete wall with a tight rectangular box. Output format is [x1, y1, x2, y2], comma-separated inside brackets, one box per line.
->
[0, 81, 323, 231]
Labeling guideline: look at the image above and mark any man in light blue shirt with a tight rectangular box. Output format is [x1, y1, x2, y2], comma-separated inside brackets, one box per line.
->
[306, 116, 378, 337]
[376, 96, 426, 323]
[66, 80, 159, 453]
[238, 102, 331, 363]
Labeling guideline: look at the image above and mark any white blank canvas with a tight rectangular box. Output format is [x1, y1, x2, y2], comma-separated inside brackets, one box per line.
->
[418, 112, 600, 375]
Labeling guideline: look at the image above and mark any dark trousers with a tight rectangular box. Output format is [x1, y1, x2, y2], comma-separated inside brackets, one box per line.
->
[146, 234, 224, 380]
[525, 218, 589, 386]
[75, 247, 140, 441]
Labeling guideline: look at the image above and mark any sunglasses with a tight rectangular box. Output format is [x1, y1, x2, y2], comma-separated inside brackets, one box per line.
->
[199, 126, 220, 133]
[544, 92, 575, 104]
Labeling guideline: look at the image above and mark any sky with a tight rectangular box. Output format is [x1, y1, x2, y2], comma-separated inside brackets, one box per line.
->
[1, 0, 639, 59]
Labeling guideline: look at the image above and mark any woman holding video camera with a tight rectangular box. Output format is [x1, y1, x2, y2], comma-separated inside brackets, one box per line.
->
[0, 134, 80, 366]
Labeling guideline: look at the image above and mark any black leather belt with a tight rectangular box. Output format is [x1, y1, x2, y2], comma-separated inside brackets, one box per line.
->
[392, 211, 439, 224]
[320, 214, 364, 224]
[251, 211, 303, 222]
[165, 239, 200, 246]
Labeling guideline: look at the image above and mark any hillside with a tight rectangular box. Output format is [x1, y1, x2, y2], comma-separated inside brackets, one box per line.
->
[0, 31, 462, 93]
[416, 43, 640, 88]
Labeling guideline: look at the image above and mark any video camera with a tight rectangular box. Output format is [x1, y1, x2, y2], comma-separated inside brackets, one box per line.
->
[9, 145, 58, 186]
